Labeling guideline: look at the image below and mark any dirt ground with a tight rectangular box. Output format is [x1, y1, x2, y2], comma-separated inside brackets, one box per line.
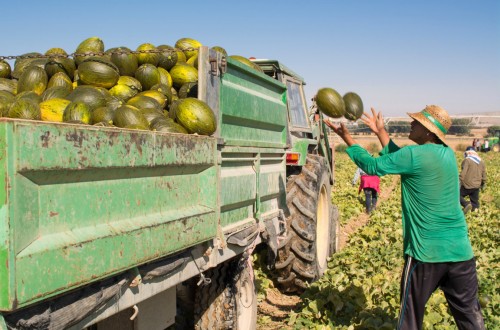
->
[256, 176, 401, 329]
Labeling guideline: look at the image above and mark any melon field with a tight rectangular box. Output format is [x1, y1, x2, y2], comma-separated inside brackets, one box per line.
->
[256, 150, 499, 329]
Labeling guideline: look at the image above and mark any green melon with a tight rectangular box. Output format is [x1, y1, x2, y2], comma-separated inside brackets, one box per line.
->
[45, 48, 67, 56]
[211, 46, 228, 56]
[44, 49, 76, 80]
[157, 67, 173, 88]
[75, 37, 105, 65]
[136, 43, 160, 66]
[343, 92, 364, 121]
[63, 101, 92, 124]
[124, 124, 150, 130]
[135, 64, 161, 90]
[150, 83, 173, 106]
[0, 78, 17, 94]
[315, 87, 345, 118]
[16, 91, 42, 104]
[178, 82, 198, 99]
[137, 90, 167, 108]
[110, 46, 138, 77]
[106, 96, 124, 111]
[175, 48, 187, 63]
[14, 52, 41, 68]
[169, 64, 198, 88]
[95, 86, 113, 100]
[157, 45, 178, 70]
[113, 105, 150, 128]
[174, 98, 216, 135]
[93, 121, 115, 127]
[41, 86, 71, 101]
[117, 76, 143, 92]
[0, 91, 15, 116]
[12, 54, 46, 79]
[40, 98, 71, 122]
[8, 99, 41, 120]
[66, 85, 107, 111]
[152, 118, 188, 134]
[140, 108, 165, 124]
[0, 60, 11, 78]
[229, 55, 264, 73]
[175, 38, 202, 60]
[92, 106, 115, 125]
[126, 94, 162, 111]
[78, 57, 119, 89]
[47, 72, 73, 91]
[186, 53, 198, 68]
[150, 116, 172, 128]
[17, 65, 48, 95]
[109, 84, 138, 101]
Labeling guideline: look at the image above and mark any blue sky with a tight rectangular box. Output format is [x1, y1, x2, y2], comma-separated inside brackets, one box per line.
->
[2, 0, 499, 117]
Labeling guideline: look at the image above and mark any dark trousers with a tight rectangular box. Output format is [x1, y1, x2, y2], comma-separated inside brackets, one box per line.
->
[397, 256, 484, 330]
[460, 186, 480, 210]
[363, 188, 378, 213]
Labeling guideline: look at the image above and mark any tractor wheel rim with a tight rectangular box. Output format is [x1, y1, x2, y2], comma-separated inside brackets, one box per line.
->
[316, 184, 330, 271]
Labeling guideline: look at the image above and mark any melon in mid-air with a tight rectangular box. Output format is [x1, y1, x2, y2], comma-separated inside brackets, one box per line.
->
[343, 92, 364, 121]
[315, 87, 345, 118]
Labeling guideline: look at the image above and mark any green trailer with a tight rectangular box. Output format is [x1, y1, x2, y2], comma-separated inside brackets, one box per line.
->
[0, 47, 338, 329]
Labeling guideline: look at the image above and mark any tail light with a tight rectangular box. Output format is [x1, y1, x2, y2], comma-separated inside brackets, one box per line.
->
[286, 152, 300, 165]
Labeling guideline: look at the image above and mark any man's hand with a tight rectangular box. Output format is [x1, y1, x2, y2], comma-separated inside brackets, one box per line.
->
[361, 107, 385, 134]
[361, 107, 390, 148]
[481, 183, 486, 191]
[324, 119, 356, 146]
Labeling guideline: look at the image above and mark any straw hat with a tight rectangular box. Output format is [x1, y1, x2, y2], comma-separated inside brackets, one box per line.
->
[407, 105, 451, 144]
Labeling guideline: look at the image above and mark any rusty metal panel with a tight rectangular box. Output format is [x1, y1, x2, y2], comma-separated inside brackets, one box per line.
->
[0, 119, 218, 310]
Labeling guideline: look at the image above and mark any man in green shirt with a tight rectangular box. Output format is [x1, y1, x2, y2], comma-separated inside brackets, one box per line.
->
[325, 105, 484, 330]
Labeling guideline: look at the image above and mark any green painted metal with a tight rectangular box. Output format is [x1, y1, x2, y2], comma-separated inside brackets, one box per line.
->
[0, 50, 310, 318]
[251, 58, 334, 179]
[219, 58, 288, 148]
[0, 119, 218, 310]
[219, 146, 285, 229]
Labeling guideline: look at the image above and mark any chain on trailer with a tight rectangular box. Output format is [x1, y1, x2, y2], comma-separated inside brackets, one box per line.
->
[0, 47, 199, 62]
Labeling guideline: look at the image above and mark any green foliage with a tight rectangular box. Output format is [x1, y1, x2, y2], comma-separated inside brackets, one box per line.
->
[387, 121, 410, 134]
[448, 118, 472, 135]
[366, 142, 380, 154]
[455, 143, 469, 152]
[335, 144, 348, 153]
[332, 153, 391, 225]
[486, 125, 500, 137]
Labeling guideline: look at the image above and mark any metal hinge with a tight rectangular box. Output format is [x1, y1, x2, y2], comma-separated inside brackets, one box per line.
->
[209, 56, 227, 76]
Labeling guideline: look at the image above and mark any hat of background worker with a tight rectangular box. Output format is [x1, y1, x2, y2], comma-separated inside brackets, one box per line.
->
[407, 105, 451, 144]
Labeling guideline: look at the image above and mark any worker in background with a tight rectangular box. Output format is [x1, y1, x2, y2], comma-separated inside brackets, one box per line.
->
[460, 146, 487, 214]
[325, 105, 484, 330]
[483, 139, 489, 152]
[475, 138, 482, 152]
[352, 166, 380, 214]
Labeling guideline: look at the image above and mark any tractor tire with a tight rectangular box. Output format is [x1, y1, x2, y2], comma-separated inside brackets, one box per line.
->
[194, 258, 257, 330]
[276, 154, 338, 293]
[174, 279, 196, 329]
[492, 144, 500, 152]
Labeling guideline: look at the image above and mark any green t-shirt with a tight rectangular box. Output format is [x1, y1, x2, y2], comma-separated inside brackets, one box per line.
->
[346, 140, 473, 263]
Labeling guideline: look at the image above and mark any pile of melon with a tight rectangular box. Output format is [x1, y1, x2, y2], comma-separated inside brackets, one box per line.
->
[0, 37, 254, 136]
